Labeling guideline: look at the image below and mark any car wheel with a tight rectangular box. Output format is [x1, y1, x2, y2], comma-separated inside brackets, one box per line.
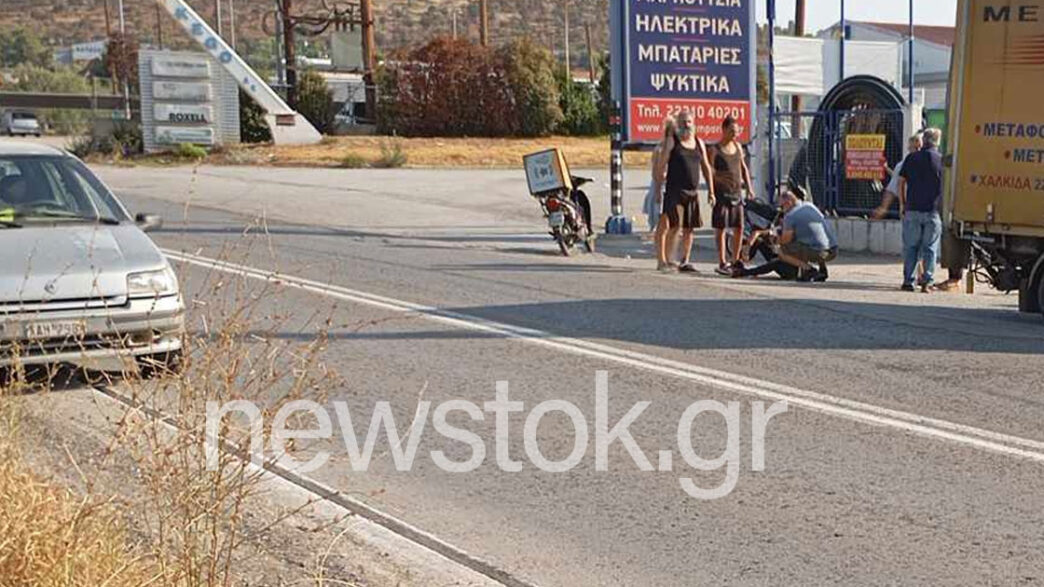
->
[137, 350, 183, 379]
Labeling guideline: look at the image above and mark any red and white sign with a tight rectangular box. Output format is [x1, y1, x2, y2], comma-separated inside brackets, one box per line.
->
[630, 98, 752, 143]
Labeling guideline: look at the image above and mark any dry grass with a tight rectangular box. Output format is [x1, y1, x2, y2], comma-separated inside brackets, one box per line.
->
[208, 135, 654, 170]
[0, 220, 356, 584]
[0, 409, 161, 586]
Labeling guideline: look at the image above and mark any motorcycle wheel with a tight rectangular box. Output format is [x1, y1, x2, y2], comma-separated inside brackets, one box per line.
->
[555, 230, 573, 257]
[583, 235, 596, 253]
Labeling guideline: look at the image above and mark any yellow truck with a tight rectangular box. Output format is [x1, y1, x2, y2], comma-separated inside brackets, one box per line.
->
[947, 1, 1044, 317]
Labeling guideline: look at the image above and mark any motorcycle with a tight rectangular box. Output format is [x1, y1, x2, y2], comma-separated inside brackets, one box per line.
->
[536, 176, 596, 256]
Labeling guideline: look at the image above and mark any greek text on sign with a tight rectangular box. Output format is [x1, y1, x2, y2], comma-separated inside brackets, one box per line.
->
[625, 0, 755, 143]
[153, 81, 210, 101]
[154, 103, 213, 124]
[845, 134, 887, 180]
[151, 56, 211, 78]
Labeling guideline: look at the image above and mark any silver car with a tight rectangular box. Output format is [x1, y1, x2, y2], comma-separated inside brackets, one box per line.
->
[2, 110, 42, 137]
[0, 141, 184, 375]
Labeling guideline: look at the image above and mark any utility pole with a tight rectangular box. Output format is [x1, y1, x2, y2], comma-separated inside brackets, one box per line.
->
[563, 0, 570, 72]
[103, 0, 112, 37]
[584, 22, 596, 83]
[791, 0, 805, 135]
[479, 0, 489, 46]
[274, 0, 286, 90]
[117, 0, 130, 120]
[452, 9, 458, 39]
[282, 0, 297, 107]
[216, 0, 223, 36]
[361, 0, 377, 121]
[156, 4, 164, 49]
[230, 0, 237, 49]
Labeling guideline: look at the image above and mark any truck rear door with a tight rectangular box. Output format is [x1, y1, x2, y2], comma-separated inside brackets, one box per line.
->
[949, 1, 1044, 236]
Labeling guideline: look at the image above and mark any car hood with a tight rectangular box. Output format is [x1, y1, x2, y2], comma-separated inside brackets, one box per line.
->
[0, 224, 168, 303]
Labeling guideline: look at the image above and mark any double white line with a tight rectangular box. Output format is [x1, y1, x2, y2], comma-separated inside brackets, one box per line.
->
[164, 248, 1044, 464]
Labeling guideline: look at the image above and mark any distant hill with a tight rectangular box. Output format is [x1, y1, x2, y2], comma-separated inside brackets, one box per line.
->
[0, 0, 610, 68]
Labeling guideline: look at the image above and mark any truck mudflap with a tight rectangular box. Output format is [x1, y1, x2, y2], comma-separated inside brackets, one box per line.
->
[1023, 254, 1044, 315]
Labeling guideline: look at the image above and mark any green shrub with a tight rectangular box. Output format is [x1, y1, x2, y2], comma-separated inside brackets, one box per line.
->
[373, 139, 407, 168]
[239, 89, 271, 143]
[556, 70, 602, 136]
[296, 70, 335, 135]
[340, 153, 368, 168]
[499, 40, 562, 137]
[66, 123, 142, 158]
[174, 143, 208, 160]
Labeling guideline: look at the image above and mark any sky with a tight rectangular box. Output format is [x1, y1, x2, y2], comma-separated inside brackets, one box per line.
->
[756, 0, 960, 31]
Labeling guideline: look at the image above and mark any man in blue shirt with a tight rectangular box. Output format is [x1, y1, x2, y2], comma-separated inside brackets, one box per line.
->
[776, 186, 838, 282]
[897, 127, 944, 292]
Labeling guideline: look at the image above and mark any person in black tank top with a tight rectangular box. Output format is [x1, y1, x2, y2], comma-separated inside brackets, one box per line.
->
[652, 110, 715, 273]
[710, 116, 755, 274]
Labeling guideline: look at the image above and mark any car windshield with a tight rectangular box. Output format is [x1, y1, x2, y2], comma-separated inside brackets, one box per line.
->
[12, 113, 36, 121]
[0, 155, 128, 224]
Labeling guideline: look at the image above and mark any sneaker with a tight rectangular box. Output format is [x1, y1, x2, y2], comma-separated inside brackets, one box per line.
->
[679, 263, 700, 274]
[797, 268, 819, 282]
[811, 270, 829, 283]
[715, 263, 732, 276]
[900, 283, 915, 292]
[920, 282, 934, 294]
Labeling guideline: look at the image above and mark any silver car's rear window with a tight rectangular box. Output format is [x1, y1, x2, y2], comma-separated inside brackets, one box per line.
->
[0, 155, 128, 222]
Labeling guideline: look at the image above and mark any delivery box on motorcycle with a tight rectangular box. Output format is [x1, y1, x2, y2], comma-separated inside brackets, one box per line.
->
[523, 148, 574, 196]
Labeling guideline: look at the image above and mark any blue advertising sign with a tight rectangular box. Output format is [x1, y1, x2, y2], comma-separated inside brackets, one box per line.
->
[612, 0, 756, 144]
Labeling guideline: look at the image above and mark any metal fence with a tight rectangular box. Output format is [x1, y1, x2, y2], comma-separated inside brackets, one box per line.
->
[772, 108, 906, 217]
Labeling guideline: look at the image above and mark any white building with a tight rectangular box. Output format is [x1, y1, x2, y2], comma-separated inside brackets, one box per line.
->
[818, 21, 954, 108]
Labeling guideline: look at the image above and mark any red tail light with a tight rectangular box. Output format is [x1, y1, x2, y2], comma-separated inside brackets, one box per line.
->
[546, 198, 561, 212]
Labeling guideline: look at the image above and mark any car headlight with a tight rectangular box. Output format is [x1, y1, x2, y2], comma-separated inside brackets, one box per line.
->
[127, 267, 178, 297]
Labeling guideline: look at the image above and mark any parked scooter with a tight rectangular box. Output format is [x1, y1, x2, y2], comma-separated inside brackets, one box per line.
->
[536, 176, 596, 256]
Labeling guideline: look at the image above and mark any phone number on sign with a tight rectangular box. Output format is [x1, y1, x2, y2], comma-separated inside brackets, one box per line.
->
[630, 99, 751, 142]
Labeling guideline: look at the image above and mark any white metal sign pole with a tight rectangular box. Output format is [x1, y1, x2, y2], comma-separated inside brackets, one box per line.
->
[155, 0, 321, 145]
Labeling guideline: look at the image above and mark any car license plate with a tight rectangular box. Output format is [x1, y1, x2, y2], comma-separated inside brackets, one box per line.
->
[548, 211, 565, 228]
[23, 320, 85, 339]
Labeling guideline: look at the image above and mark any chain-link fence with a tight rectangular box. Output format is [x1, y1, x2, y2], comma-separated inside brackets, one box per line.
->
[773, 108, 906, 217]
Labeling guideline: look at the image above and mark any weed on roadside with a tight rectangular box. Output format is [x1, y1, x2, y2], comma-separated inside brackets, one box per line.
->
[341, 153, 369, 168]
[373, 138, 408, 168]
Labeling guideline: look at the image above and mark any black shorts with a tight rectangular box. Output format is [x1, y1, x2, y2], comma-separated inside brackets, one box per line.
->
[712, 196, 743, 229]
[664, 193, 701, 229]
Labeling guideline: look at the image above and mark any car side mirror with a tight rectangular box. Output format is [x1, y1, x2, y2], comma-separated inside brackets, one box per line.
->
[135, 213, 163, 232]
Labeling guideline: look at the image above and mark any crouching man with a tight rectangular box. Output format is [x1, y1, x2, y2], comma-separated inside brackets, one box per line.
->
[775, 187, 838, 282]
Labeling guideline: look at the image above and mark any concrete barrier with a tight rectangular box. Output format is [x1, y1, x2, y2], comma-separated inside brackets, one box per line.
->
[834, 218, 902, 256]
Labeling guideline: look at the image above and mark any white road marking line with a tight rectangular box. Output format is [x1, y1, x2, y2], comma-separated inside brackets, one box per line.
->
[92, 384, 534, 587]
[163, 248, 1044, 464]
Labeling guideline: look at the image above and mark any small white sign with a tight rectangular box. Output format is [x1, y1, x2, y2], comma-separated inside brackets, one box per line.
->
[155, 126, 215, 145]
[154, 103, 213, 124]
[153, 81, 210, 101]
[152, 55, 211, 78]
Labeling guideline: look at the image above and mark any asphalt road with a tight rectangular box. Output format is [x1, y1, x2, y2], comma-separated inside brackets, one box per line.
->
[44, 165, 1044, 585]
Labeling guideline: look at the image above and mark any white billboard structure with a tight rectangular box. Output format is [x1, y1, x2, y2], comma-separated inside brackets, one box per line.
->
[139, 50, 240, 153]
[772, 37, 903, 97]
[155, 0, 321, 145]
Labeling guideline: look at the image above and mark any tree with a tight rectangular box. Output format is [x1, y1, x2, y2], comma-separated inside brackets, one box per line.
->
[296, 70, 335, 135]
[556, 70, 602, 136]
[0, 27, 51, 68]
[11, 65, 91, 134]
[103, 33, 140, 91]
[498, 39, 562, 137]
[239, 90, 272, 143]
